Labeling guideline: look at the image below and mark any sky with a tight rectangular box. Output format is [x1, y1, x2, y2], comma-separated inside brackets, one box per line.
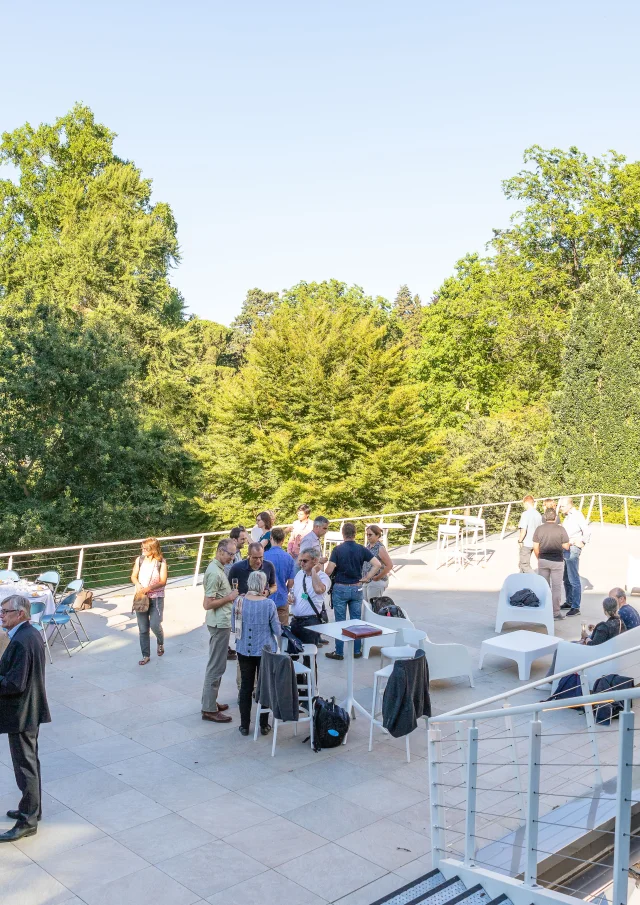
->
[3, 1, 640, 325]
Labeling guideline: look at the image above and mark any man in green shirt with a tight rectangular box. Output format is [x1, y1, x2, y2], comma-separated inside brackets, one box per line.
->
[201, 538, 238, 722]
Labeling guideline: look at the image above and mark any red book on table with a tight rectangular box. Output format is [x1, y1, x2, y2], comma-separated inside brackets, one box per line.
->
[341, 625, 383, 639]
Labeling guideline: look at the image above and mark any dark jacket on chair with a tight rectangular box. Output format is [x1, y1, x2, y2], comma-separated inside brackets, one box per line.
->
[0, 622, 51, 734]
[255, 646, 299, 722]
[382, 649, 431, 738]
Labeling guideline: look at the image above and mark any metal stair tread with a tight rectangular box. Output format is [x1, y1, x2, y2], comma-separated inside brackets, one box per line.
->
[444, 884, 492, 905]
[367, 870, 455, 905]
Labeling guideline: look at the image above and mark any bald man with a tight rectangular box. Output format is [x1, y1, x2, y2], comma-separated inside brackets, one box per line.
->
[610, 587, 640, 631]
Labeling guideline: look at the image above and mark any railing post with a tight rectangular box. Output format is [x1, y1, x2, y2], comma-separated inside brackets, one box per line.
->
[624, 496, 629, 530]
[429, 727, 445, 869]
[8, 555, 13, 571]
[579, 494, 585, 512]
[76, 548, 85, 580]
[524, 718, 542, 887]
[408, 513, 420, 554]
[501, 503, 512, 540]
[586, 494, 596, 522]
[193, 535, 205, 587]
[613, 704, 634, 905]
[464, 725, 478, 867]
[599, 494, 604, 524]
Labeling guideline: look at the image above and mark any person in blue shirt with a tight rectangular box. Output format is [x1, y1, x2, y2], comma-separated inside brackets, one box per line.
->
[610, 587, 640, 631]
[264, 527, 296, 625]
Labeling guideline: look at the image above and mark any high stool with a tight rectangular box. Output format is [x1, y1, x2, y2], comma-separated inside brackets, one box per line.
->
[436, 523, 462, 569]
[254, 660, 314, 756]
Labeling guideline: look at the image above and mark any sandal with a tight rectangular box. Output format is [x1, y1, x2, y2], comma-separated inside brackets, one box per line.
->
[157, 644, 164, 657]
[138, 657, 151, 666]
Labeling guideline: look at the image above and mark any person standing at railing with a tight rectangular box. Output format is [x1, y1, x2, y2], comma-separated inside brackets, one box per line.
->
[361, 525, 394, 601]
[517, 495, 542, 573]
[225, 526, 250, 576]
[131, 538, 168, 666]
[256, 512, 273, 551]
[201, 539, 239, 723]
[559, 496, 591, 616]
[287, 504, 313, 558]
[533, 508, 570, 620]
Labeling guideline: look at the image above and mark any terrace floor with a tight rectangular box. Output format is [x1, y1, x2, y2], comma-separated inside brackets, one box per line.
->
[1, 523, 637, 905]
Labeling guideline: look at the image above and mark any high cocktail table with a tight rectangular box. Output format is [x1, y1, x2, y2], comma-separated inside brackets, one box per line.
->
[306, 619, 398, 719]
[479, 630, 559, 680]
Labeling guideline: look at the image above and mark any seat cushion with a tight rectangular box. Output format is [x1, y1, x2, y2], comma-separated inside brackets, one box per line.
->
[381, 645, 416, 659]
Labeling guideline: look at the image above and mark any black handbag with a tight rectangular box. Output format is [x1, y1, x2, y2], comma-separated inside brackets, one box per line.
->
[281, 625, 305, 655]
[303, 575, 329, 623]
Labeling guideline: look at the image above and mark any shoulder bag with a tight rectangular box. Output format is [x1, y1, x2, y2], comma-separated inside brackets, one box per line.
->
[303, 574, 328, 624]
[133, 555, 152, 613]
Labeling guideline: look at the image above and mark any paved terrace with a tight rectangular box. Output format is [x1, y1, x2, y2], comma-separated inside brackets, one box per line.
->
[1, 523, 637, 905]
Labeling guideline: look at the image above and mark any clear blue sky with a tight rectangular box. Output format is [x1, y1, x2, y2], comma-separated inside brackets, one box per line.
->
[4, 1, 639, 324]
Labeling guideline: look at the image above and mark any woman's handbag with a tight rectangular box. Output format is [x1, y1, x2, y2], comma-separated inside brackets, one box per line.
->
[132, 589, 150, 613]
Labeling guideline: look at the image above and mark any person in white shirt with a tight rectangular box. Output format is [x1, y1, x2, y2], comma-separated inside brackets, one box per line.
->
[558, 496, 591, 615]
[289, 547, 331, 647]
[518, 495, 543, 573]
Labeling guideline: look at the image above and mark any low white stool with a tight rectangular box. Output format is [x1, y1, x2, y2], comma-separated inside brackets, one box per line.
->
[479, 630, 559, 680]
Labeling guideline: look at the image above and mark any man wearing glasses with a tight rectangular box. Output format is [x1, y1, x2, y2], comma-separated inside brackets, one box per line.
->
[289, 548, 331, 647]
[0, 595, 50, 842]
[201, 539, 239, 723]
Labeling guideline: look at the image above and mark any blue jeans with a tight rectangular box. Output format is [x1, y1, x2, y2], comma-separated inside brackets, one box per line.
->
[332, 584, 363, 656]
[563, 546, 582, 610]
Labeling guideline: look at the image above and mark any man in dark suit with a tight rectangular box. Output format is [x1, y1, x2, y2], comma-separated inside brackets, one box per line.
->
[0, 594, 51, 841]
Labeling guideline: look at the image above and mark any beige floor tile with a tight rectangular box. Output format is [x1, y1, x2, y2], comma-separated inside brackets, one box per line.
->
[40, 718, 116, 749]
[386, 801, 432, 838]
[179, 790, 274, 837]
[1, 861, 77, 905]
[145, 771, 229, 811]
[103, 751, 187, 785]
[160, 736, 229, 769]
[114, 812, 216, 862]
[286, 793, 380, 839]
[125, 719, 203, 750]
[276, 841, 386, 901]
[69, 735, 151, 766]
[195, 754, 282, 789]
[39, 750, 95, 783]
[339, 777, 427, 817]
[393, 855, 434, 881]
[13, 808, 105, 860]
[39, 836, 148, 894]
[0, 789, 66, 822]
[205, 869, 328, 904]
[44, 767, 130, 809]
[329, 873, 406, 905]
[291, 758, 372, 792]
[74, 789, 171, 834]
[225, 815, 326, 867]
[76, 866, 200, 905]
[386, 759, 430, 792]
[66, 691, 131, 719]
[157, 840, 267, 897]
[238, 773, 328, 815]
[337, 818, 430, 870]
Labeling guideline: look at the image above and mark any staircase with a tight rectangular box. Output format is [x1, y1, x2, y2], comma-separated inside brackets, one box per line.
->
[369, 869, 517, 905]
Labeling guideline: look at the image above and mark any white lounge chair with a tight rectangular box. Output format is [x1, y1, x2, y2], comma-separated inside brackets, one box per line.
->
[495, 572, 554, 635]
[423, 638, 474, 686]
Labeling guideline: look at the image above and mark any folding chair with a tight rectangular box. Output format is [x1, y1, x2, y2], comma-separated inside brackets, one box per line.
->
[41, 592, 82, 656]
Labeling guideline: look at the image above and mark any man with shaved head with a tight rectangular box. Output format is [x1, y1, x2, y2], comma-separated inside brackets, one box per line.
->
[610, 587, 640, 631]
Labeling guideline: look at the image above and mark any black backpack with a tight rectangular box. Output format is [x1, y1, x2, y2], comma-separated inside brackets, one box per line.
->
[591, 674, 634, 726]
[509, 589, 540, 608]
[312, 696, 350, 751]
[377, 603, 406, 619]
[544, 673, 584, 711]
[370, 596, 398, 615]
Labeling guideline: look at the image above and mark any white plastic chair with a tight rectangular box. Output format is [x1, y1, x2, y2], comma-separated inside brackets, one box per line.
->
[361, 600, 415, 659]
[495, 572, 554, 635]
[423, 638, 474, 686]
[435, 523, 462, 569]
[461, 516, 487, 565]
[278, 636, 318, 696]
[368, 653, 429, 762]
[254, 659, 314, 756]
[380, 627, 428, 669]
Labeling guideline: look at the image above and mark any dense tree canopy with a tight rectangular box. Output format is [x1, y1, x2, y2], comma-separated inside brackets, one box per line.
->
[1, 105, 639, 549]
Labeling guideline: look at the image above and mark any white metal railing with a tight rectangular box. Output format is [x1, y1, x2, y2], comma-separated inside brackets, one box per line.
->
[0, 491, 637, 593]
[428, 641, 640, 905]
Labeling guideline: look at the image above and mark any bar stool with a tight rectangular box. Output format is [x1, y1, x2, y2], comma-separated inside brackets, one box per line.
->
[435, 523, 462, 569]
[254, 659, 314, 756]
[461, 516, 487, 564]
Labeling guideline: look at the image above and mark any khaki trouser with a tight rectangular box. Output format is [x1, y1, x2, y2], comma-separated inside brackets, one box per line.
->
[537, 558, 564, 616]
[277, 605, 290, 626]
[202, 625, 231, 712]
[518, 545, 534, 573]
[363, 579, 389, 602]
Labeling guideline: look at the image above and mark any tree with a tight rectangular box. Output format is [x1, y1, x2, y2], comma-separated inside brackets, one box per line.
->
[224, 288, 280, 367]
[549, 266, 640, 494]
[200, 282, 477, 525]
[0, 105, 201, 546]
[393, 285, 418, 319]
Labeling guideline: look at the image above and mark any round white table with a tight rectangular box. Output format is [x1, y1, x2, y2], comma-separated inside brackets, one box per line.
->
[306, 619, 398, 719]
[0, 582, 55, 617]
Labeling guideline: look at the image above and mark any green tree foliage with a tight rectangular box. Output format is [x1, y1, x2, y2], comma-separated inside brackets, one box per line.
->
[224, 288, 280, 367]
[549, 266, 640, 494]
[201, 281, 477, 525]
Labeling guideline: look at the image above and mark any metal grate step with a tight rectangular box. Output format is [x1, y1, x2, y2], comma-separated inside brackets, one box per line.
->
[368, 870, 448, 905]
[485, 895, 514, 905]
[444, 884, 492, 905]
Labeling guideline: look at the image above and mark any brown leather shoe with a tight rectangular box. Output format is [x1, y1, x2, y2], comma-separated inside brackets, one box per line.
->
[202, 710, 232, 723]
[216, 703, 229, 712]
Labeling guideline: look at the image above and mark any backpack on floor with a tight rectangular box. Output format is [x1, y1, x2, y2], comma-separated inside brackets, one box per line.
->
[591, 674, 634, 726]
[312, 696, 350, 752]
[544, 672, 584, 711]
[73, 589, 93, 610]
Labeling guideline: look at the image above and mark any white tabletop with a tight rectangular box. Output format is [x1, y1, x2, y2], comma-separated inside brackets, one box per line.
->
[0, 581, 56, 616]
[305, 618, 398, 641]
[481, 630, 559, 653]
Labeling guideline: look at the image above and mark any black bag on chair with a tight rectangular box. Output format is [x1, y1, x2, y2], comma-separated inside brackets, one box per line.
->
[312, 696, 350, 752]
[281, 625, 305, 655]
[509, 589, 540, 608]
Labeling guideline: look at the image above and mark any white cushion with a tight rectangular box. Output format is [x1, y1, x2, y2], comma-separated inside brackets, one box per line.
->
[381, 645, 416, 659]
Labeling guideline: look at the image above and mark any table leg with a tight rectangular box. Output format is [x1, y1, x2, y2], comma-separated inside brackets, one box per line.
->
[343, 642, 355, 719]
[518, 654, 529, 681]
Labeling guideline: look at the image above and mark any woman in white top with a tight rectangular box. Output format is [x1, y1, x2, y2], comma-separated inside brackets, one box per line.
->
[287, 504, 313, 558]
[130, 537, 168, 665]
